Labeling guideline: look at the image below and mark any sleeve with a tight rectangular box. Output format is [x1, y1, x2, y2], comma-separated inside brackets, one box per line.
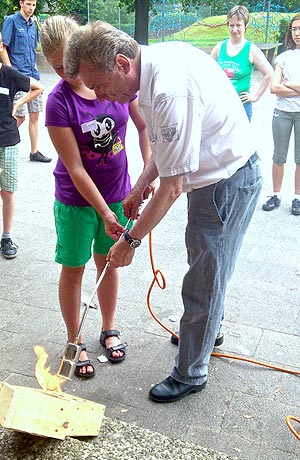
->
[10, 68, 30, 93]
[1, 16, 13, 46]
[130, 94, 138, 103]
[274, 52, 284, 69]
[45, 90, 71, 128]
[149, 95, 202, 177]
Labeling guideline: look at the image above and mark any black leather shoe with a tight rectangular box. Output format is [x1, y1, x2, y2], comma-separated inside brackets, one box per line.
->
[149, 376, 206, 403]
[171, 332, 224, 347]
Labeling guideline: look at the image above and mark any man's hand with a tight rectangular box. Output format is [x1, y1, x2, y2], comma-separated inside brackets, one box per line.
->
[107, 238, 135, 268]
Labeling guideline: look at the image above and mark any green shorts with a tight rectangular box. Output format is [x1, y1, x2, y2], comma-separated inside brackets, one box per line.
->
[54, 199, 132, 267]
[0, 145, 19, 192]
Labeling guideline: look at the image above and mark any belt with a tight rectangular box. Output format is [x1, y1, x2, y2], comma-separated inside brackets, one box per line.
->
[239, 152, 259, 171]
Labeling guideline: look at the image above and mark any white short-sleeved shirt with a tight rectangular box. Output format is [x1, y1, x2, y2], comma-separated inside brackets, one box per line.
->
[138, 42, 254, 192]
[274, 49, 300, 112]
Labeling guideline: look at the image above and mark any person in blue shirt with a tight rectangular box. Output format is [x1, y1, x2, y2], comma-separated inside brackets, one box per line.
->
[0, 32, 43, 258]
[1, 0, 51, 163]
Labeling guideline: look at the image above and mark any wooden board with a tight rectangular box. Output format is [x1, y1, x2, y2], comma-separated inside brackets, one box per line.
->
[0, 382, 105, 440]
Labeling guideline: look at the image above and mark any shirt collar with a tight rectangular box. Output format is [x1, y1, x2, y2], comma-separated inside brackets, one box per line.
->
[17, 10, 34, 26]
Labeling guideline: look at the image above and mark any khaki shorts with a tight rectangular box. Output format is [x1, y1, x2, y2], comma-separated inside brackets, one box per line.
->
[0, 145, 19, 192]
[14, 91, 43, 117]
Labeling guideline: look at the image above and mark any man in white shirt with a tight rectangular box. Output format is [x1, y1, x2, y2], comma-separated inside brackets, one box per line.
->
[64, 21, 262, 403]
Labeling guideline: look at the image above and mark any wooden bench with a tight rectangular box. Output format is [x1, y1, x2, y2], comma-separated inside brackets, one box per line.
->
[255, 42, 282, 64]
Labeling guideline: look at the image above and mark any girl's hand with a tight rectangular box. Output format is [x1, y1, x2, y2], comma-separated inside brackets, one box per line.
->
[103, 211, 125, 240]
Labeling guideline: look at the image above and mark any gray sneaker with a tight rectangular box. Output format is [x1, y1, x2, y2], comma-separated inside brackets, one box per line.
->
[0, 238, 18, 259]
[291, 199, 300, 216]
[30, 151, 52, 163]
[262, 195, 281, 211]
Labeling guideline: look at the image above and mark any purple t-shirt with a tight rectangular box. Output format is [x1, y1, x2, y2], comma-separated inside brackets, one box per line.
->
[46, 79, 132, 206]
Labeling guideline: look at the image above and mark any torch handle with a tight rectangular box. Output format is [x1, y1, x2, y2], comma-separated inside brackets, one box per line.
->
[75, 218, 132, 343]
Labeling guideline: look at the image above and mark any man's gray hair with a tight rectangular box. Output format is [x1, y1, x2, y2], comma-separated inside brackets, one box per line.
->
[64, 21, 140, 78]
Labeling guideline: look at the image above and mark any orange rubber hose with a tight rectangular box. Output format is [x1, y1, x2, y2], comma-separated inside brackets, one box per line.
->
[286, 416, 300, 441]
[147, 190, 300, 441]
[147, 230, 300, 377]
[145, 197, 300, 440]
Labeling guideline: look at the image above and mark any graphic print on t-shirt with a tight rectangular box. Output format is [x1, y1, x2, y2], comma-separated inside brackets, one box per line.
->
[81, 113, 124, 166]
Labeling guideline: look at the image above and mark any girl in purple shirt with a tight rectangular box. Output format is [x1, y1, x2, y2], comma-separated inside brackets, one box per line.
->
[41, 16, 151, 378]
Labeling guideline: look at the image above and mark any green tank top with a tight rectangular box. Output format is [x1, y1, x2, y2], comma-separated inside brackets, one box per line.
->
[217, 39, 254, 95]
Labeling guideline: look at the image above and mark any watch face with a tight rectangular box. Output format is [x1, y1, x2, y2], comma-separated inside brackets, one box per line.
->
[124, 231, 141, 248]
[130, 240, 141, 248]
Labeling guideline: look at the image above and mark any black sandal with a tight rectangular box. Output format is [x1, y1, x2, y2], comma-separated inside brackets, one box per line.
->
[99, 330, 127, 364]
[74, 343, 95, 379]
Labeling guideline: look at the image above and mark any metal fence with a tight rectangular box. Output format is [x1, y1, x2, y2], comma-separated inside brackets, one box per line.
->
[146, 1, 299, 43]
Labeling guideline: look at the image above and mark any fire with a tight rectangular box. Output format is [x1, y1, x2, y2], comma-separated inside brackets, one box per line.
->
[34, 346, 66, 392]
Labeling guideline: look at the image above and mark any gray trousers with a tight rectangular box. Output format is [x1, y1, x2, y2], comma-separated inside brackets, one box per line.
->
[272, 109, 300, 164]
[171, 153, 262, 385]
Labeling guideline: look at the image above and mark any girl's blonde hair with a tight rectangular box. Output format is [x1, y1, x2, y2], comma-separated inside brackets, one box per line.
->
[40, 15, 79, 58]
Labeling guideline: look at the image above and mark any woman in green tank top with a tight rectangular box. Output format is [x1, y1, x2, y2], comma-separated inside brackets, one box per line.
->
[211, 5, 273, 121]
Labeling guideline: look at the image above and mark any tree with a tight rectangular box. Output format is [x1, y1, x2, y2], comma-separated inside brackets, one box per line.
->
[134, 0, 150, 44]
[46, 0, 87, 23]
[119, 0, 151, 44]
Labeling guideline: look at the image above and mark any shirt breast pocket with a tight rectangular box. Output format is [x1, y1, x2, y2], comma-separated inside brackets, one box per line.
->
[15, 29, 26, 53]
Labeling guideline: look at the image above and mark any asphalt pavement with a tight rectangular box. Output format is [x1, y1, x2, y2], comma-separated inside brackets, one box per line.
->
[0, 57, 299, 460]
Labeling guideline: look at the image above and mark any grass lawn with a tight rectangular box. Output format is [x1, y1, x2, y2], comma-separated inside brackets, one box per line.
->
[150, 12, 292, 51]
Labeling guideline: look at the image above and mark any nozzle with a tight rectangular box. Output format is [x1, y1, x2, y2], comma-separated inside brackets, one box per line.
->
[57, 359, 77, 380]
[56, 342, 81, 380]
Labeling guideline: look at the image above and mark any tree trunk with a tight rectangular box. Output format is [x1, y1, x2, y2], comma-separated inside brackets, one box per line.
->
[134, 0, 150, 44]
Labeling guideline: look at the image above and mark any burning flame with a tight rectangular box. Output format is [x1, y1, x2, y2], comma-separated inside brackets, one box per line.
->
[34, 345, 66, 392]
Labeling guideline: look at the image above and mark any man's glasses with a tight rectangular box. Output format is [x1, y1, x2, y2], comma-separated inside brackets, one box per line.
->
[290, 27, 300, 32]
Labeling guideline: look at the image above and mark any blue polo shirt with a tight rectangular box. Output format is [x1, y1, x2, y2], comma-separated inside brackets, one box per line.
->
[1, 11, 40, 80]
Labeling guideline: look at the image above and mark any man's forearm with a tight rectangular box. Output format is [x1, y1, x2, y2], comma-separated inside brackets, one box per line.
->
[128, 175, 183, 241]
[134, 156, 158, 192]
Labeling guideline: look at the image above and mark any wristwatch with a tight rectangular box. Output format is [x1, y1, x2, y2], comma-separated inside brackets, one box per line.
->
[123, 230, 141, 249]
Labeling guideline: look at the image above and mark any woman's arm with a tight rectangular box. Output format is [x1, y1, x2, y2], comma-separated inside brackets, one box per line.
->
[284, 81, 300, 95]
[270, 64, 299, 97]
[128, 97, 155, 201]
[122, 156, 159, 219]
[129, 97, 152, 167]
[210, 42, 222, 61]
[249, 44, 273, 102]
[47, 125, 124, 239]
